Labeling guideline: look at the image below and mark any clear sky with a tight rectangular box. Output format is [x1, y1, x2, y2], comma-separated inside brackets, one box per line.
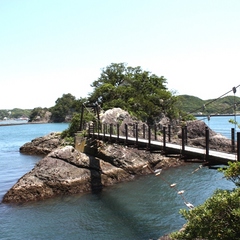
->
[1, 0, 240, 109]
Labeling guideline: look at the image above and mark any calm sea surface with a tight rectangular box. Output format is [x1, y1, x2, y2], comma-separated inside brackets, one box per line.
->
[0, 118, 236, 240]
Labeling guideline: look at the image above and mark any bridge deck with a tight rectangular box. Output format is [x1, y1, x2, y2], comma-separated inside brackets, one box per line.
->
[92, 133, 237, 165]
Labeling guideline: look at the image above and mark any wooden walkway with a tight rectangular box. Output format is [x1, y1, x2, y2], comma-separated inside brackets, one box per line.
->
[91, 133, 237, 165]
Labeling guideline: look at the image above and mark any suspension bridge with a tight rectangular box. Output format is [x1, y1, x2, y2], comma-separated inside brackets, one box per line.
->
[79, 85, 240, 166]
[85, 125, 238, 166]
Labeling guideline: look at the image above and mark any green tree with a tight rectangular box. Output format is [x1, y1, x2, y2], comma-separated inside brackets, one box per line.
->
[61, 113, 81, 139]
[50, 93, 84, 122]
[0, 110, 10, 120]
[88, 63, 179, 124]
[171, 162, 240, 240]
[61, 102, 97, 136]
[29, 107, 48, 122]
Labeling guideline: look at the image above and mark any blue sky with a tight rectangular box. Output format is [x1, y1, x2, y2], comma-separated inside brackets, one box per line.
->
[1, 0, 240, 109]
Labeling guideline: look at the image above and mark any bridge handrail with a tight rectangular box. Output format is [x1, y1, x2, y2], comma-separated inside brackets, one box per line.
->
[84, 121, 240, 163]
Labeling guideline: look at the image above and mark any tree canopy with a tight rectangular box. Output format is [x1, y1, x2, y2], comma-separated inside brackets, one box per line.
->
[50, 94, 87, 123]
[88, 63, 179, 124]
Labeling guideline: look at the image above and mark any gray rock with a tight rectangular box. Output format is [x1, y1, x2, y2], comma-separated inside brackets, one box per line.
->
[177, 120, 233, 152]
[19, 132, 64, 155]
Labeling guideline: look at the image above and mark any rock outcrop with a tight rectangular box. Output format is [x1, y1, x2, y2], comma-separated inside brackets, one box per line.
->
[100, 109, 233, 152]
[178, 120, 233, 153]
[3, 140, 182, 203]
[19, 132, 64, 155]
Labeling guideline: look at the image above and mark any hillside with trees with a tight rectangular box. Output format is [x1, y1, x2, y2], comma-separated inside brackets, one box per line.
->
[178, 94, 240, 115]
[2, 94, 239, 122]
[0, 108, 31, 120]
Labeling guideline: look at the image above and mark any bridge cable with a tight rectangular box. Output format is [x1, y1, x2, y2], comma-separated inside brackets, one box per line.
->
[188, 84, 240, 115]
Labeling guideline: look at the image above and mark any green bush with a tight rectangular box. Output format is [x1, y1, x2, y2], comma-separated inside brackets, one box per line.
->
[171, 161, 240, 240]
[61, 113, 81, 138]
[171, 188, 240, 240]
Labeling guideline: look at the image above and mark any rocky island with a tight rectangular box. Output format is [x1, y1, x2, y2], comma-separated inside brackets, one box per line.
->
[2, 134, 183, 203]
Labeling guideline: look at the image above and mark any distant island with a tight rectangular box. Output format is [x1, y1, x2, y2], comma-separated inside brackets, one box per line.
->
[178, 94, 240, 116]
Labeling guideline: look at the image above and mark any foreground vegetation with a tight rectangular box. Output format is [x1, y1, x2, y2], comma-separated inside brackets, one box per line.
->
[171, 161, 240, 240]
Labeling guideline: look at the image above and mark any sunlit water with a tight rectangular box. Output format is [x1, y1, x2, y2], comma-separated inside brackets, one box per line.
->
[0, 120, 236, 239]
[196, 115, 240, 138]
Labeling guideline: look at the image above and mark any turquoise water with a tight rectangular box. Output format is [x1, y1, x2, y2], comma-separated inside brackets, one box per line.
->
[196, 115, 240, 139]
[0, 120, 235, 239]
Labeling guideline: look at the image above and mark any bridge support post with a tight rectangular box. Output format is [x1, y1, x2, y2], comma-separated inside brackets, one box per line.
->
[97, 121, 100, 139]
[147, 125, 151, 150]
[163, 126, 166, 152]
[184, 125, 188, 145]
[237, 132, 240, 161]
[205, 127, 209, 162]
[92, 122, 95, 139]
[117, 123, 120, 143]
[125, 124, 128, 145]
[231, 128, 235, 152]
[135, 123, 138, 148]
[88, 124, 91, 138]
[103, 123, 106, 141]
[181, 127, 185, 156]
[154, 124, 157, 140]
[143, 124, 146, 139]
[79, 104, 84, 131]
[168, 124, 171, 142]
[109, 123, 113, 143]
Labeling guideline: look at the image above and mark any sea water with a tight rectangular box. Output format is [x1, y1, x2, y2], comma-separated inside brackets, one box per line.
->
[0, 120, 235, 240]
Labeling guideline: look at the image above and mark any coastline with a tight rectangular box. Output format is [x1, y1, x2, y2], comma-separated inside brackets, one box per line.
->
[0, 121, 56, 127]
[0, 123, 44, 127]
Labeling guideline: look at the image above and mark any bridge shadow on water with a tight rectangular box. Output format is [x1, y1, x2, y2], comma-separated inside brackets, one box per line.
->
[92, 188, 160, 240]
[89, 156, 103, 194]
[88, 156, 160, 240]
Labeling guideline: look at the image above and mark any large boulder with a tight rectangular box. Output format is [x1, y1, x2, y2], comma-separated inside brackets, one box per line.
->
[100, 108, 132, 124]
[184, 120, 216, 139]
[19, 132, 64, 155]
[99, 107, 147, 138]
[177, 120, 233, 153]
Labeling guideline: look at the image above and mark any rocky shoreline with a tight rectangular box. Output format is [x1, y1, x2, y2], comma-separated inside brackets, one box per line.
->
[2, 116, 233, 204]
[2, 133, 185, 204]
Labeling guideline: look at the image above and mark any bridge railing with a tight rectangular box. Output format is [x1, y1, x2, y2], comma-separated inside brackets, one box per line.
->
[86, 121, 240, 161]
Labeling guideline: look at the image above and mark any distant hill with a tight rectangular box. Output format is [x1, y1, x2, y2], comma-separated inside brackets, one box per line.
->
[1, 94, 240, 121]
[178, 94, 240, 115]
[0, 108, 32, 120]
